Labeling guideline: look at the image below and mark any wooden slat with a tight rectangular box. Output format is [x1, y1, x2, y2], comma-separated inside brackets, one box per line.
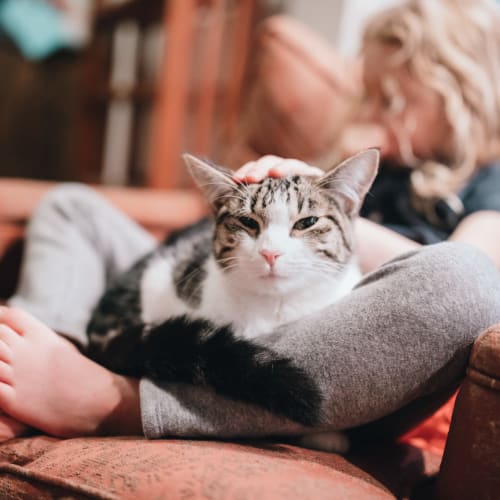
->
[222, 0, 256, 134]
[148, 0, 198, 189]
[0, 178, 207, 233]
[192, 0, 226, 155]
[0, 178, 209, 299]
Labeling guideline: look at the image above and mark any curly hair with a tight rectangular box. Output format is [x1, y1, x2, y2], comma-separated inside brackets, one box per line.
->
[362, 0, 500, 215]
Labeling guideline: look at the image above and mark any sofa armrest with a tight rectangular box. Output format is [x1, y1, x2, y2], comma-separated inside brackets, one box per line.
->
[0, 178, 208, 299]
[436, 325, 500, 499]
[0, 178, 207, 235]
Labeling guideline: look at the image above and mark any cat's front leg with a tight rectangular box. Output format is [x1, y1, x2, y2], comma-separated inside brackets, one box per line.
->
[296, 431, 350, 454]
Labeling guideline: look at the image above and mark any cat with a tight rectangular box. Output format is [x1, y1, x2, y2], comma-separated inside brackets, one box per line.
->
[87, 149, 379, 453]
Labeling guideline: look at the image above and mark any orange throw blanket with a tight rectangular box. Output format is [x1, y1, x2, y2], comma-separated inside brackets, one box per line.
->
[399, 393, 457, 456]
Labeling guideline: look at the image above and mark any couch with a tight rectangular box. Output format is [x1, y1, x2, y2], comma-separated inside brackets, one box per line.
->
[0, 178, 498, 499]
[0, 15, 499, 500]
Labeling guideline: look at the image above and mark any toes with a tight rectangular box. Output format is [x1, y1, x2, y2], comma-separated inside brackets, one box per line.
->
[0, 307, 43, 336]
[0, 339, 12, 363]
[0, 382, 15, 410]
[0, 361, 12, 384]
[0, 413, 31, 441]
[0, 324, 19, 346]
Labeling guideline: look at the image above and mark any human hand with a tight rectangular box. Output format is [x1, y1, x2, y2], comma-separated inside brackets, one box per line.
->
[233, 155, 323, 183]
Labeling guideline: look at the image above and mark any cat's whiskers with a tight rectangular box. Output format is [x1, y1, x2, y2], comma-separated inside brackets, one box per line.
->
[184, 279, 207, 306]
[199, 180, 249, 205]
[174, 265, 203, 288]
[218, 264, 240, 273]
[216, 260, 247, 273]
[285, 259, 344, 275]
[218, 254, 344, 274]
[216, 256, 241, 266]
[199, 184, 247, 206]
[215, 193, 249, 206]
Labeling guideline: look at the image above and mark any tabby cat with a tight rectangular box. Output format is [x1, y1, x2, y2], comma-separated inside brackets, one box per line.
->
[87, 149, 379, 452]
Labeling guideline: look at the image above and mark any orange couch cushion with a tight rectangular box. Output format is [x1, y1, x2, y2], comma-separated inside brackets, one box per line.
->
[0, 436, 441, 499]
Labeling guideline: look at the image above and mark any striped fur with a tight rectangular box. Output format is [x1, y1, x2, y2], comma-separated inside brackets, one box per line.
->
[211, 175, 355, 271]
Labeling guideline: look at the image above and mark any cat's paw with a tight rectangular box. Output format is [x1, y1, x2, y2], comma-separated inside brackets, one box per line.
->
[296, 430, 350, 454]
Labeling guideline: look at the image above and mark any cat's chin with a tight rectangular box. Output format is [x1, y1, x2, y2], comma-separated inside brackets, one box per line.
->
[259, 272, 287, 281]
[255, 274, 301, 296]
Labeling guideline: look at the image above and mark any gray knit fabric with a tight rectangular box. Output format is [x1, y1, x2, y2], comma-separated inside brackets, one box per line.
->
[10, 184, 500, 438]
[9, 184, 156, 345]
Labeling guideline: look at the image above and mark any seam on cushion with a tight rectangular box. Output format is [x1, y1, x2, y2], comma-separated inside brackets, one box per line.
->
[466, 367, 500, 391]
[0, 463, 118, 500]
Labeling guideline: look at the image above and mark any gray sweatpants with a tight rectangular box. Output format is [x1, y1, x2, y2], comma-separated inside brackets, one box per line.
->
[9, 184, 500, 440]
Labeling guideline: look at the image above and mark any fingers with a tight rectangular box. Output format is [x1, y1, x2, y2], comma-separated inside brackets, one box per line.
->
[269, 160, 323, 178]
[234, 155, 285, 183]
[234, 156, 323, 183]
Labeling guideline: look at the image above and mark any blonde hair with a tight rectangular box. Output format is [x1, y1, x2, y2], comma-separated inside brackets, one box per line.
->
[362, 0, 500, 213]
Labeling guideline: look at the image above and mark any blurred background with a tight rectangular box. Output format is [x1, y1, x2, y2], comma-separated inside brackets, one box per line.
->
[0, 0, 401, 189]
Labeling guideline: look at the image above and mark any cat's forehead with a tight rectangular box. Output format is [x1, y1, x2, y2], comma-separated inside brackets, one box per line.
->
[235, 176, 322, 216]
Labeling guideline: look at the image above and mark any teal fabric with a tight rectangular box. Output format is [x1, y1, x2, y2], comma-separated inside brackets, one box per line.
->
[0, 0, 72, 60]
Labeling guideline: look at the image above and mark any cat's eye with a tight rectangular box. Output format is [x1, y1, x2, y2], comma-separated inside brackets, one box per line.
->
[293, 216, 319, 231]
[238, 216, 259, 230]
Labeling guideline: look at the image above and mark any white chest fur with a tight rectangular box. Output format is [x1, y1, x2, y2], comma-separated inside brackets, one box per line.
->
[140, 253, 360, 339]
[203, 259, 360, 339]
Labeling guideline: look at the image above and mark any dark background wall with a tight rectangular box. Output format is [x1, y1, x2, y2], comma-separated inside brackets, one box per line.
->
[0, 36, 82, 181]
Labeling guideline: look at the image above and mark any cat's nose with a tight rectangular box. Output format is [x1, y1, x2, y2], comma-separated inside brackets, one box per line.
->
[260, 250, 283, 267]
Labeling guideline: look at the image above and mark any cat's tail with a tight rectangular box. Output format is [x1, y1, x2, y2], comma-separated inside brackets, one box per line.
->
[140, 316, 323, 427]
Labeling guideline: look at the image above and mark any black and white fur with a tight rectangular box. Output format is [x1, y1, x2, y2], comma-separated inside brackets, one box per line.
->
[87, 150, 379, 452]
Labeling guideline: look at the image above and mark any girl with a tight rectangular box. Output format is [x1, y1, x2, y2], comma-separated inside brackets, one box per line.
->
[237, 0, 500, 272]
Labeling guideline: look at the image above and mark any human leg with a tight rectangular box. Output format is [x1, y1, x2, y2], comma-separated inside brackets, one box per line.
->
[8, 183, 156, 346]
[0, 184, 156, 439]
[0, 306, 142, 438]
[1, 242, 499, 442]
[138, 242, 500, 439]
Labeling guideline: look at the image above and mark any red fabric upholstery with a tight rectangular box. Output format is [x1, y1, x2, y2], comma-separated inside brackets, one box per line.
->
[0, 437, 442, 499]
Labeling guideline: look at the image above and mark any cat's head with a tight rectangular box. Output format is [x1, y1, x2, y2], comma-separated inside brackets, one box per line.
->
[183, 150, 379, 296]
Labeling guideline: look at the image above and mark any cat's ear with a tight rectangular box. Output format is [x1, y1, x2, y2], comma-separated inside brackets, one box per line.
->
[317, 148, 379, 216]
[183, 154, 237, 209]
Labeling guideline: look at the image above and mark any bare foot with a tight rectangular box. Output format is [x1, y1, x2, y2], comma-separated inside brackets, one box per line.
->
[0, 412, 31, 441]
[0, 307, 142, 439]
